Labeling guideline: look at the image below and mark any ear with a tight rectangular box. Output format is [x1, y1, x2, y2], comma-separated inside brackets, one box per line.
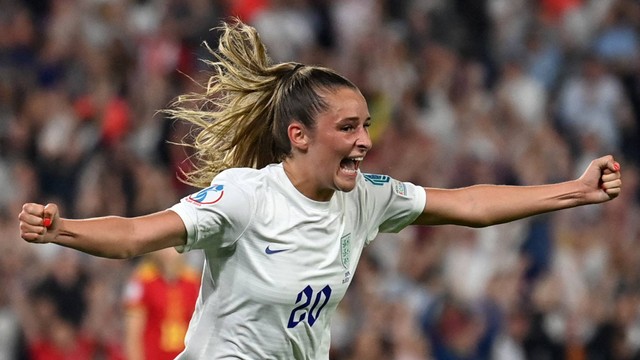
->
[288, 122, 310, 152]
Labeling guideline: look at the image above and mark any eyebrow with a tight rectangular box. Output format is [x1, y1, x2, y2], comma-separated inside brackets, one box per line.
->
[338, 116, 371, 123]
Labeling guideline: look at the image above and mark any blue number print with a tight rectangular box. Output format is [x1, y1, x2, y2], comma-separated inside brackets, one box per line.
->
[287, 285, 332, 328]
[363, 173, 390, 186]
[307, 285, 332, 326]
[287, 285, 313, 328]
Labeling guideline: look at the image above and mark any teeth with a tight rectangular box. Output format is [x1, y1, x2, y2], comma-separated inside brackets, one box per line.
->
[340, 156, 363, 175]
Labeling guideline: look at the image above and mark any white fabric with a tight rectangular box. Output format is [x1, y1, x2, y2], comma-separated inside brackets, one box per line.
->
[169, 163, 425, 359]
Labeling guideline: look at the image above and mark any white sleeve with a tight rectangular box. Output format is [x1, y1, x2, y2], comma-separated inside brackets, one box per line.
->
[360, 173, 426, 239]
[169, 173, 254, 253]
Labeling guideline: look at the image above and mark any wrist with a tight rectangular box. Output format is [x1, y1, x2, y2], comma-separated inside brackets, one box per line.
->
[554, 180, 588, 208]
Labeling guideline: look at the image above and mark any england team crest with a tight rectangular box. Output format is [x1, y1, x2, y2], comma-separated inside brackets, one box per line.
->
[340, 233, 351, 268]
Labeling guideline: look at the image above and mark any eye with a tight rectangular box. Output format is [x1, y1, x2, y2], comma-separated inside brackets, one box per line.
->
[341, 125, 355, 132]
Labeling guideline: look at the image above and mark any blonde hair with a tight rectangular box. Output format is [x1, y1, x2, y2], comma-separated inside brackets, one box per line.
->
[166, 19, 357, 188]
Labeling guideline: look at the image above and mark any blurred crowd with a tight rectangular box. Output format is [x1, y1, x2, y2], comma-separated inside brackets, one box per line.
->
[1, 0, 639, 359]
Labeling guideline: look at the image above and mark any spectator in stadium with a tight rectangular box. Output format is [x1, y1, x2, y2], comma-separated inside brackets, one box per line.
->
[18, 19, 622, 359]
[123, 247, 200, 360]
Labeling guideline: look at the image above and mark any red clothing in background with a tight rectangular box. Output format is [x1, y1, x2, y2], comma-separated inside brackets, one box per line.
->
[124, 261, 200, 360]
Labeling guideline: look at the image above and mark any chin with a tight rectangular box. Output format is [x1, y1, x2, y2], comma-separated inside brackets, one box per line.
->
[333, 168, 359, 193]
[334, 180, 357, 193]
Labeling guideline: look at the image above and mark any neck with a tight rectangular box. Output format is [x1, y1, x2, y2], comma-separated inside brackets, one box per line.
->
[283, 159, 334, 202]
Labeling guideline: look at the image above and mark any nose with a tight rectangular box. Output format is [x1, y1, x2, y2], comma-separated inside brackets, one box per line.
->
[356, 127, 372, 151]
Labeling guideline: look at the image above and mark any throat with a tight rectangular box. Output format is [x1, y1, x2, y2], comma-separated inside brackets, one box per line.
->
[283, 161, 335, 202]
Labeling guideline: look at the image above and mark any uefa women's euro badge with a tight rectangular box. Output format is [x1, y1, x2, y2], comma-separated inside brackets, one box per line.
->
[187, 184, 225, 205]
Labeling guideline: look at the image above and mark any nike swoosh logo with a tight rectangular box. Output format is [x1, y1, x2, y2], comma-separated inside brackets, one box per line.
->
[265, 245, 288, 255]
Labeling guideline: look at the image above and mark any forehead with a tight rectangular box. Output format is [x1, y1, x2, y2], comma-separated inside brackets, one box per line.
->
[319, 87, 369, 122]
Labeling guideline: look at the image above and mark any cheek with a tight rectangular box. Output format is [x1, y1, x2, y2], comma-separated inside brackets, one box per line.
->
[313, 138, 342, 160]
[309, 132, 351, 164]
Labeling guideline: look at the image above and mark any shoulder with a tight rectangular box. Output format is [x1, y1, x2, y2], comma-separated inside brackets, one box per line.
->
[359, 173, 393, 187]
[186, 167, 268, 205]
[355, 172, 399, 195]
[215, 167, 265, 183]
[178, 165, 284, 220]
[214, 166, 279, 187]
[123, 261, 158, 303]
[353, 171, 423, 204]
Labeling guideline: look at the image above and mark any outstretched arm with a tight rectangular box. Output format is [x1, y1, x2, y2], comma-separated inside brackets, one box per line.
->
[412, 155, 622, 227]
[18, 204, 187, 259]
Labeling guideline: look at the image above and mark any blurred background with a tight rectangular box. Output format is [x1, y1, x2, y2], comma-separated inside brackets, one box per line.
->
[1, 0, 640, 359]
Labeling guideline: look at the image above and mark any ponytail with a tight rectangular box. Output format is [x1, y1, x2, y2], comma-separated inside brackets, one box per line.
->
[166, 19, 356, 188]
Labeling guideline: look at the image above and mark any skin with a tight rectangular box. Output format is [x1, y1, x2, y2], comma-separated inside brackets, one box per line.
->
[283, 87, 372, 201]
[18, 86, 622, 259]
[125, 305, 145, 360]
[125, 247, 190, 360]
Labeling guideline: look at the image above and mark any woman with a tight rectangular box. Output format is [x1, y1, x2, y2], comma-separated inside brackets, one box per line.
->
[19, 20, 622, 359]
[123, 247, 200, 360]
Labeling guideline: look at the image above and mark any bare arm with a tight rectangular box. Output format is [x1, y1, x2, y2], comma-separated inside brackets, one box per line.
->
[18, 204, 186, 259]
[412, 155, 622, 227]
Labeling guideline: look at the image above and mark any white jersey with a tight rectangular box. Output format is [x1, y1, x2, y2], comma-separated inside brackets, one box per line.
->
[169, 163, 426, 360]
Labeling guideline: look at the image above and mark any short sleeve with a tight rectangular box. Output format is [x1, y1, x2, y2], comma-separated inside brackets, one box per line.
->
[169, 172, 254, 253]
[359, 174, 426, 241]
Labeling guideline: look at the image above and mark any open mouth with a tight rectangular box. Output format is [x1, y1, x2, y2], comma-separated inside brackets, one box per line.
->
[339, 157, 363, 175]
